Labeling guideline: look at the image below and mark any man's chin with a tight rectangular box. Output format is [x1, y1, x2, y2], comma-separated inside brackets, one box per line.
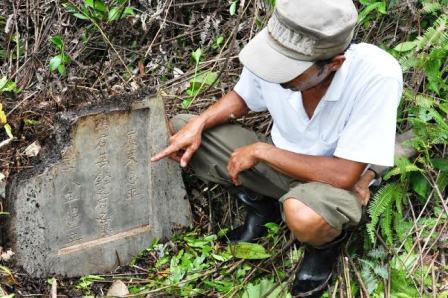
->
[280, 85, 302, 92]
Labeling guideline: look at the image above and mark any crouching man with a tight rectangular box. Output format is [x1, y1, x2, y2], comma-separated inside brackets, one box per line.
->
[152, 0, 402, 296]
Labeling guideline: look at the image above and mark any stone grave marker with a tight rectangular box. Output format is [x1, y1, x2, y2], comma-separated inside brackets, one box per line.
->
[5, 96, 191, 277]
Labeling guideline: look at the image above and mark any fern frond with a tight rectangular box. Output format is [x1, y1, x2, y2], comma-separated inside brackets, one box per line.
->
[361, 252, 389, 279]
[390, 268, 420, 296]
[394, 216, 414, 253]
[440, 102, 448, 115]
[414, 94, 435, 108]
[395, 189, 404, 216]
[428, 126, 448, 144]
[367, 246, 387, 259]
[420, 1, 442, 14]
[360, 258, 376, 271]
[360, 261, 380, 294]
[436, 172, 448, 194]
[419, 216, 439, 227]
[384, 157, 422, 180]
[416, 15, 448, 51]
[428, 108, 448, 130]
[398, 54, 418, 71]
[394, 216, 408, 242]
[367, 183, 402, 243]
[381, 206, 393, 245]
[373, 264, 389, 279]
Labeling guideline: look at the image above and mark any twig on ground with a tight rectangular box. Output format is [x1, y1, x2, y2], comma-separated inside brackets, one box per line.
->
[144, 0, 173, 59]
[347, 254, 370, 298]
[343, 256, 352, 298]
[50, 278, 57, 298]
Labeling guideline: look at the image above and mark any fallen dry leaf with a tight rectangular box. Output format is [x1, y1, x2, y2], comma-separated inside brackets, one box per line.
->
[0, 248, 14, 261]
[106, 280, 129, 297]
[24, 141, 41, 157]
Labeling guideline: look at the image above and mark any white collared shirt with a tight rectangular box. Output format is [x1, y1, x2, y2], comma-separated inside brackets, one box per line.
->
[234, 43, 403, 166]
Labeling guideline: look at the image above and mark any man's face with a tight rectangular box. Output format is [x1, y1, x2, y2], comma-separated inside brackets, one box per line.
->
[280, 64, 331, 92]
[280, 55, 345, 92]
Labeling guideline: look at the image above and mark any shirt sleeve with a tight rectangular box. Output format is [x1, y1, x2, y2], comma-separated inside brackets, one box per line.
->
[333, 76, 403, 167]
[233, 67, 267, 112]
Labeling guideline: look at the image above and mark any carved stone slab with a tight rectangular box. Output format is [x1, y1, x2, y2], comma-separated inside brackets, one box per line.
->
[6, 97, 191, 277]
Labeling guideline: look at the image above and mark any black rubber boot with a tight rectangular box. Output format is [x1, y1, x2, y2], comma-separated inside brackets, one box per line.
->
[223, 186, 281, 243]
[291, 231, 348, 297]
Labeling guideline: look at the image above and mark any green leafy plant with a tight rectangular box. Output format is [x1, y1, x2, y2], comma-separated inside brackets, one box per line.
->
[23, 119, 40, 126]
[0, 76, 20, 139]
[358, 247, 421, 296]
[76, 275, 105, 294]
[262, 0, 276, 7]
[0, 76, 19, 94]
[357, 0, 387, 25]
[63, 0, 135, 23]
[0, 264, 16, 289]
[229, 242, 271, 260]
[367, 6, 448, 250]
[91, 229, 287, 297]
[1, 34, 26, 61]
[0, 106, 13, 138]
[49, 36, 71, 75]
[182, 48, 219, 109]
[241, 278, 291, 298]
[61, 0, 135, 77]
[359, 248, 423, 297]
[211, 35, 224, 50]
[420, 0, 445, 15]
[367, 182, 406, 244]
[229, 1, 238, 16]
[359, 246, 389, 293]
[397, 15, 448, 94]
[361, 7, 448, 297]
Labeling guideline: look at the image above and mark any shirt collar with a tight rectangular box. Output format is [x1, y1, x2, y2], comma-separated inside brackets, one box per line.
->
[321, 47, 352, 102]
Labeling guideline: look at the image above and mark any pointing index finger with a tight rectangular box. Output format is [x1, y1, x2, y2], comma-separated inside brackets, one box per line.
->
[151, 144, 179, 162]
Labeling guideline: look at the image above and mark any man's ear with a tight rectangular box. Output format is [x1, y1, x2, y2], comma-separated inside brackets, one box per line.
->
[329, 55, 346, 72]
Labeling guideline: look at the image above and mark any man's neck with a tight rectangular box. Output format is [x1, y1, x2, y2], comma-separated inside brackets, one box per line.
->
[302, 72, 335, 102]
[301, 72, 336, 119]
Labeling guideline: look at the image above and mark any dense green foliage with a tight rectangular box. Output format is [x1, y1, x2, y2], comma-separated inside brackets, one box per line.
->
[361, 1, 448, 296]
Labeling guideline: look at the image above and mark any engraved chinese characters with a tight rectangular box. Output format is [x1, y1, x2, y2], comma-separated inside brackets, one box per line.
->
[6, 97, 191, 277]
[126, 129, 141, 201]
[94, 117, 113, 237]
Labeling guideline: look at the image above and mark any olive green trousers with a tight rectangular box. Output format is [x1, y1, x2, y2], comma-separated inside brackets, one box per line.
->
[171, 114, 362, 230]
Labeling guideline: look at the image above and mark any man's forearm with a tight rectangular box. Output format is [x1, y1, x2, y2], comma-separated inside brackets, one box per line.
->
[159, 91, 249, 167]
[195, 91, 249, 130]
[255, 143, 366, 189]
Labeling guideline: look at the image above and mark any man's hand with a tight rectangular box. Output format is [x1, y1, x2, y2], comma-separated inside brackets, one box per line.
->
[351, 170, 376, 206]
[151, 116, 205, 167]
[152, 92, 250, 167]
[227, 142, 273, 185]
